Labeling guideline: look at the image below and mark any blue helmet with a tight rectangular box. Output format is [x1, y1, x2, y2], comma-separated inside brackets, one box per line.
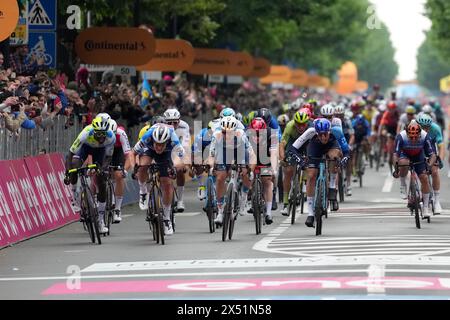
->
[220, 107, 236, 118]
[314, 118, 331, 134]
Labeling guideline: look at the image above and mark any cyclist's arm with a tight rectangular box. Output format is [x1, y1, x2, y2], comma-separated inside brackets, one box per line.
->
[291, 127, 315, 150]
[207, 132, 218, 169]
[424, 135, 437, 166]
[393, 134, 402, 164]
[332, 126, 349, 157]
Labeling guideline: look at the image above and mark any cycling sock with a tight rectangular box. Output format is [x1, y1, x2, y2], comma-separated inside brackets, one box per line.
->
[283, 192, 289, 205]
[163, 205, 171, 221]
[434, 191, 440, 204]
[400, 177, 406, 187]
[98, 201, 106, 213]
[139, 181, 147, 194]
[115, 196, 123, 210]
[307, 197, 314, 216]
[266, 202, 272, 216]
[177, 186, 184, 202]
[423, 193, 430, 209]
[329, 173, 337, 189]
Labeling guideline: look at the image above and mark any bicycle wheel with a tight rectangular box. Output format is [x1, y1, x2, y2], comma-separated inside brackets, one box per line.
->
[105, 182, 114, 236]
[252, 178, 262, 235]
[357, 151, 364, 188]
[410, 181, 421, 229]
[81, 191, 95, 243]
[277, 168, 283, 205]
[86, 187, 102, 244]
[338, 172, 344, 203]
[222, 185, 233, 241]
[300, 174, 305, 215]
[289, 171, 300, 224]
[158, 210, 165, 245]
[170, 188, 177, 232]
[206, 178, 216, 233]
[314, 179, 324, 236]
[229, 190, 239, 240]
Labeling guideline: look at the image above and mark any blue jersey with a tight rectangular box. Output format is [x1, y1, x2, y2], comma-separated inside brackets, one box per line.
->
[134, 125, 184, 158]
[331, 126, 350, 156]
[352, 118, 371, 143]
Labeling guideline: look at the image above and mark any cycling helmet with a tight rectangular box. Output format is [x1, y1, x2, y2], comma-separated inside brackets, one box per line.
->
[250, 117, 267, 131]
[151, 116, 166, 125]
[378, 103, 387, 112]
[96, 112, 111, 123]
[92, 116, 110, 132]
[417, 114, 433, 128]
[294, 110, 310, 124]
[320, 104, 335, 117]
[303, 103, 314, 114]
[257, 108, 272, 125]
[152, 126, 170, 143]
[290, 98, 303, 110]
[314, 118, 331, 134]
[299, 107, 312, 119]
[308, 99, 318, 107]
[220, 107, 236, 118]
[334, 104, 345, 115]
[422, 104, 433, 114]
[277, 114, 289, 126]
[220, 116, 237, 131]
[387, 101, 397, 110]
[109, 119, 118, 134]
[406, 120, 421, 140]
[405, 105, 416, 114]
[235, 112, 243, 122]
[163, 108, 181, 121]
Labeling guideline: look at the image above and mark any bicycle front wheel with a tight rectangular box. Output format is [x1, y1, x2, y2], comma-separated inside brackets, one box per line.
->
[314, 179, 325, 236]
[411, 181, 421, 229]
[81, 191, 95, 243]
[222, 184, 233, 241]
[206, 178, 216, 233]
[86, 187, 102, 245]
[252, 179, 262, 235]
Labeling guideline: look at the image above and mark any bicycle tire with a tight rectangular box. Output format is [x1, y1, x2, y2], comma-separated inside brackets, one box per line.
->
[277, 168, 283, 205]
[206, 178, 216, 233]
[253, 178, 262, 235]
[222, 184, 233, 241]
[357, 150, 364, 188]
[314, 179, 324, 236]
[229, 190, 239, 240]
[289, 170, 300, 224]
[87, 187, 102, 244]
[105, 182, 114, 236]
[411, 181, 421, 229]
[338, 173, 344, 203]
[171, 188, 177, 232]
[81, 191, 95, 243]
[158, 210, 165, 245]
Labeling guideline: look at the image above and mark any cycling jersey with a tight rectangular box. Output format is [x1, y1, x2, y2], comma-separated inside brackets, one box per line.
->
[426, 122, 444, 152]
[70, 125, 116, 157]
[247, 128, 278, 167]
[380, 110, 400, 128]
[352, 118, 371, 143]
[281, 120, 312, 147]
[362, 107, 378, 123]
[291, 127, 349, 157]
[192, 127, 213, 165]
[114, 126, 131, 154]
[341, 117, 355, 142]
[133, 125, 184, 160]
[209, 129, 253, 166]
[398, 113, 415, 132]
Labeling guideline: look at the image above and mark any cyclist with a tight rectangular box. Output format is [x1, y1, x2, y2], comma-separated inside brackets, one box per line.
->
[320, 104, 342, 128]
[288, 119, 350, 227]
[279, 109, 311, 215]
[418, 104, 437, 123]
[334, 104, 355, 196]
[277, 114, 290, 134]
[65, 116, 116, 234]
[393, 121, 436, 218]
[163, 108, 191, 212]
[352, 114, 371, 178]
[397, 105, 416, 134]
[138, 116, 166, 140]
[429, 99, 445, 133]
[379, 101, 400, 169]
[109, 119, 134, 223]
[132, 125, 185, 236]
[416, 114, 444, 214]
[208, 116, 256, 226]
[248, 117, 278, 225]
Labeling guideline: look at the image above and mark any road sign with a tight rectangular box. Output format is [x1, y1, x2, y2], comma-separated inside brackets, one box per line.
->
[27, 32, 56, 69]
[113, 66, 136, 77]
[28, 0, 56, 31]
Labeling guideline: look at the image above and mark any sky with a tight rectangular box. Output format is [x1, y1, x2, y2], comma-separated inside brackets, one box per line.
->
[370, 0, 431, 81]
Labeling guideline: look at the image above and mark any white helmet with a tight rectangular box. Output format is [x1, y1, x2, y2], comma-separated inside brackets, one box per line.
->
[290, 98, 303, 110]
[109, 119, 118, 134]
[220, 116, 237, 131]
[422, 104, 433, 114]
[378, 103, 387, 112]
[320, 104, 335, 116]
[97, 112, 111, 123]
[152, 126, 171, 143]
[334, 104, 345, 115]
[164, 108, 181, 121]
[277, 114, 289, 125]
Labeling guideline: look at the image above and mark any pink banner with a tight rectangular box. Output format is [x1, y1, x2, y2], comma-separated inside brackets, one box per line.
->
[0, 153, 79, 249]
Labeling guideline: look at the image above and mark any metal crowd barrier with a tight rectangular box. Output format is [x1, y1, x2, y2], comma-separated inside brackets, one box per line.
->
[0, 115, 82, 160]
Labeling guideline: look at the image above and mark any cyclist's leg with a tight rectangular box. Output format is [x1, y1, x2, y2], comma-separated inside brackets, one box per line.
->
[240, 167, 252, 215]
[112, 147, 125, 221]
[214, 166, 229, 224]
[397, 155, 409, 199]
[416, 162, 431, 217]
[137, 153, 152, 210]
[327, 148, 342, 203]
[68, 145, 89, 210]
[92, 148, 108, 232]
[175, 153, 189, 211]
[346, 148, 353, 194]
[431, 158, 442, 212]
[262, 175, 274, 224]
[282, 165, 294, 213]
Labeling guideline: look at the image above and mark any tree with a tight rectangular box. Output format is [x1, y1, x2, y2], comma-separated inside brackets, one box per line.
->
[425, 0, 450, 64]
[417, 31, 450, 91]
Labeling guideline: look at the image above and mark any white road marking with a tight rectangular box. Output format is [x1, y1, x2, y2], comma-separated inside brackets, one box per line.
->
[121, 214, 134, 218]
[367, 264, 386, 293]
[175, 212, 202, 217]
[382, 174, 395, 193]
[63, 250, 86, 253]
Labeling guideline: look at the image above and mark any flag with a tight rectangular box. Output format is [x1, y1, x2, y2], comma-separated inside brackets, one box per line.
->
[140, 74, 153, 108]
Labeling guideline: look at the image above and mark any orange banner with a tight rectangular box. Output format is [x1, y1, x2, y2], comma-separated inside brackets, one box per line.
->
[335, 61, 358, 94]
[289, 69, 309, 87]
[137, 39, 194, 72]
[231, 51, 254, 76]
[187, 48, 238, 75]
[247, 58, 271, 78]
[0, 0, 19, 42]
[356, 80, 369, 92]
[260, 65, 292, 84]
[75, 27, 155, 66]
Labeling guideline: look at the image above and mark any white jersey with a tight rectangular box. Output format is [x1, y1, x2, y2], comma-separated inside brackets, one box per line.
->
[292, 127, 317, 150]
[398, 113, 411, 132]
[70, 125, 116, 157]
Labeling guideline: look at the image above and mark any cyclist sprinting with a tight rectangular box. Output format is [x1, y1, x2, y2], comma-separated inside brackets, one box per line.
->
[288, 119, 350, 227]
[132, 125, 185, 235]
[418, 104, 437, 123]
[416, 114, 445, 214]
[65, 116, 116, 234]
[163, 109, 191, 212]
[279, 109, 311, 215]
[109, 119, 134, 223]
[379, 101, 400, 167]
[208, 116, 256, 226]
[393, 120, 436, 218]
[352, 114, 371, 176]
[248, 117, 278, 225]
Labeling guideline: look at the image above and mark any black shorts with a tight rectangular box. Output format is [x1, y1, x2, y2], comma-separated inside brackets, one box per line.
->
[111, 147, 125, 166]
[386, 125, 396, 137]
[307, 139, 340, 169]
[142, 148, 173, 177]
[74, 144, 105, 165]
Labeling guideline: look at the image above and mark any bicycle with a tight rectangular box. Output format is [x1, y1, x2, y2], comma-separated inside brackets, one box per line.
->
[251, 166, 272, 234]
[67, 164, 103, 245]
[353, 142, 366, 188]
[103, 165, 124, 236]
[195, 165, 218, 233]
[220, 163, 245, 241]
[286, 153, 307, 225]
[396, 162, 430, 229]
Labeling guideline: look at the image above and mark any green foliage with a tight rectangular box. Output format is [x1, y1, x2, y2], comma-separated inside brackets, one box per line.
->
[425, 0, 450, 64]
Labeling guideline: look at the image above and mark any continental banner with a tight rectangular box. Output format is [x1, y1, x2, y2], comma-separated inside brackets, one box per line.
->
[247, 58, 271, 78]
[289, 69, 309, 87]
[137, 39, 194, 72]
[75, 27, 156, 66]
[0, 0, 20, 42]
[260, 65, 292, 84]
[187, 48, 238, 75]
[231, 51, 254, 76]
[307, 75, 330, 88]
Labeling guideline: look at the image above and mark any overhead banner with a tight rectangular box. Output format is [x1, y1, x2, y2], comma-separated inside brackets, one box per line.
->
[289, 69, 309, 87]
[75, 27, 156, 66]
[260, 65, 292, 84]
[231, 51, 254, 76]
[308, 75, 330, 88]
[137, 39, 194, 72]
[0, 0, 20, 42]
[336, 61, 358, 94]
[187, 48, 237, 75]
[247, 58, 271, 78]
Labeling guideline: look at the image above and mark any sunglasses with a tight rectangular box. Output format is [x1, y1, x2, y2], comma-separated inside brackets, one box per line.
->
[167, 121, 179, 126]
